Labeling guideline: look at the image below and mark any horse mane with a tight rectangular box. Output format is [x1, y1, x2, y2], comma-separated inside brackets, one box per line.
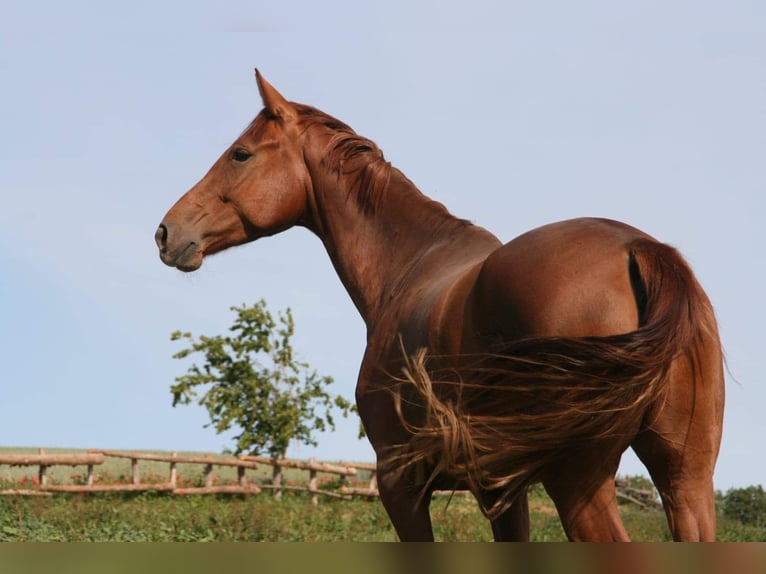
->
[294, 104, 392, 214]
[292, 104, 478, 237]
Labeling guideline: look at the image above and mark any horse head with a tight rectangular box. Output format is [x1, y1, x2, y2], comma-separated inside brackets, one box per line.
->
[155, 71, 309, 271]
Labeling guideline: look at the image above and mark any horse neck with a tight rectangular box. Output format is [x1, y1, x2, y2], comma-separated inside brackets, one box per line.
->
[303, 155, 499, 328]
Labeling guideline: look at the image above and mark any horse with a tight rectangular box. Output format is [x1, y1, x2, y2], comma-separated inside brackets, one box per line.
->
[155, 70, 724, 541]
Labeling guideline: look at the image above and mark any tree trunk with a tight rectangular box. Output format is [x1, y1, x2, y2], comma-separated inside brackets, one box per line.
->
[272, 461, 283, 500]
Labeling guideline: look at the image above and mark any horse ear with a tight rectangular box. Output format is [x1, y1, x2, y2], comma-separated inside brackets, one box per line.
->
[255, 69, 296, 121]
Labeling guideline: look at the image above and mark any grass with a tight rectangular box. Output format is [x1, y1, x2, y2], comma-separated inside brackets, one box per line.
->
[0, 485, 761, 542]
[0, 447, 762, 541]
[0, 492, 393, 542]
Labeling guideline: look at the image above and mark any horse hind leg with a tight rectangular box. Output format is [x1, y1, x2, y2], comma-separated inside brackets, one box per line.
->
[632, 433, 717, 542]
[630, 347, 725, 541]
[541, 444, 630, 541]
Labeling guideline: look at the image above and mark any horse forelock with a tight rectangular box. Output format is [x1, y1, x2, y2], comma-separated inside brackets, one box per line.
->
[239, 111, 272, 139]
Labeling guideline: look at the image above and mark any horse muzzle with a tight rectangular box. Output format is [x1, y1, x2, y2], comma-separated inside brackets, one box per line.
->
[155, 223, 204, 272]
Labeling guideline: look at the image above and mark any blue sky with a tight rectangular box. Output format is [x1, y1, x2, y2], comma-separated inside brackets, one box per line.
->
[1, 1, 764, 491]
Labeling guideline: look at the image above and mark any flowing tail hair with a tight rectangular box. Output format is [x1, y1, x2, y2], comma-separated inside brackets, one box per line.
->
[390, 238, 718, 518]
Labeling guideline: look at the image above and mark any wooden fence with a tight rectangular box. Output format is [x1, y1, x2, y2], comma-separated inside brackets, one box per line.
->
[0, 449, 377, 503]
[0, 449, 659, 509]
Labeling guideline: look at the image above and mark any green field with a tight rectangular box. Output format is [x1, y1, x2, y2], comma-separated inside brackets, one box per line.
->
[1, 486, 765, 542]
[0, 448, 763, 541]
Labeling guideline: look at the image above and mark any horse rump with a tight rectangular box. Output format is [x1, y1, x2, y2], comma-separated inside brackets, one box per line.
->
[389, 239, 718, 519]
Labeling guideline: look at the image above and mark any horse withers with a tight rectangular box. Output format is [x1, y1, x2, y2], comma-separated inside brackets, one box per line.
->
[156, 71, 724, 541]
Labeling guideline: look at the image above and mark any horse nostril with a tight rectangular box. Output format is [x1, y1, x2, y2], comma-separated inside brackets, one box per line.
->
[155, 224, 168, 250]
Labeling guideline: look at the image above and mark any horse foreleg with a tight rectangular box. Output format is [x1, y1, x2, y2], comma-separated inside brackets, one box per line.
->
[488, 489, 530, 541]
[377, 471, 435, 541]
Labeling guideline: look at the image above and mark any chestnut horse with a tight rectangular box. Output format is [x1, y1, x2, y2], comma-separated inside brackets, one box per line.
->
[156, 71, 724, 541]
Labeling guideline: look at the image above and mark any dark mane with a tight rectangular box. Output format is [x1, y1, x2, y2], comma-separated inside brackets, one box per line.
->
[296, 104, 392, 214]
[293, 104, 473, 232]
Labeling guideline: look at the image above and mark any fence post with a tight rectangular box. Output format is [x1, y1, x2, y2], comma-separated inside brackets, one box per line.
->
[309, 457, 318, 506]
[204, 463, 214, 488]
[237, 466, 246, 486]
[169, 453, 178, 488]
[272, 461, 282, 500]
[37, 447, 47, 487]
[86, 465, 94, 486]
[131, 459, 140, 485]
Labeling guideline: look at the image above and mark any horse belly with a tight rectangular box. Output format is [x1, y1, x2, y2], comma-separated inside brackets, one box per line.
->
[472, 218, 647, 340]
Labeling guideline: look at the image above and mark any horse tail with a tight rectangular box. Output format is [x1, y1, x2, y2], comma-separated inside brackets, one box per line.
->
[393, 238, 718, 519]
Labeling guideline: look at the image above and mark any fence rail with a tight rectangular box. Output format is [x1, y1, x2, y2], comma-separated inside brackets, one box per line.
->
[0, 448, 377, 502]
[0, 450, 105, 491]
[0, 453, 104, 466]
[0, 448, 660, 509]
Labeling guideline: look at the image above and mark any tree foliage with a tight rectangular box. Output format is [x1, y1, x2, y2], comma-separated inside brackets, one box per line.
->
[721, 485, 766, 527]
[170, 300, 355, 459]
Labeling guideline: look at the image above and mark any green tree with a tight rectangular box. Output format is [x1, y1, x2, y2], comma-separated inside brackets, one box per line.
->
[722, 485, 766, 527]
[170, 300, 356, 459]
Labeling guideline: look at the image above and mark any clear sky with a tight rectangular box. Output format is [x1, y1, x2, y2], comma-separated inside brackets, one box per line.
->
[0, 1, 763, 491]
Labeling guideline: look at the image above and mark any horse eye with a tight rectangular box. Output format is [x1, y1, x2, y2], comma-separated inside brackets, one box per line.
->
[231, 148, 253, 162]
